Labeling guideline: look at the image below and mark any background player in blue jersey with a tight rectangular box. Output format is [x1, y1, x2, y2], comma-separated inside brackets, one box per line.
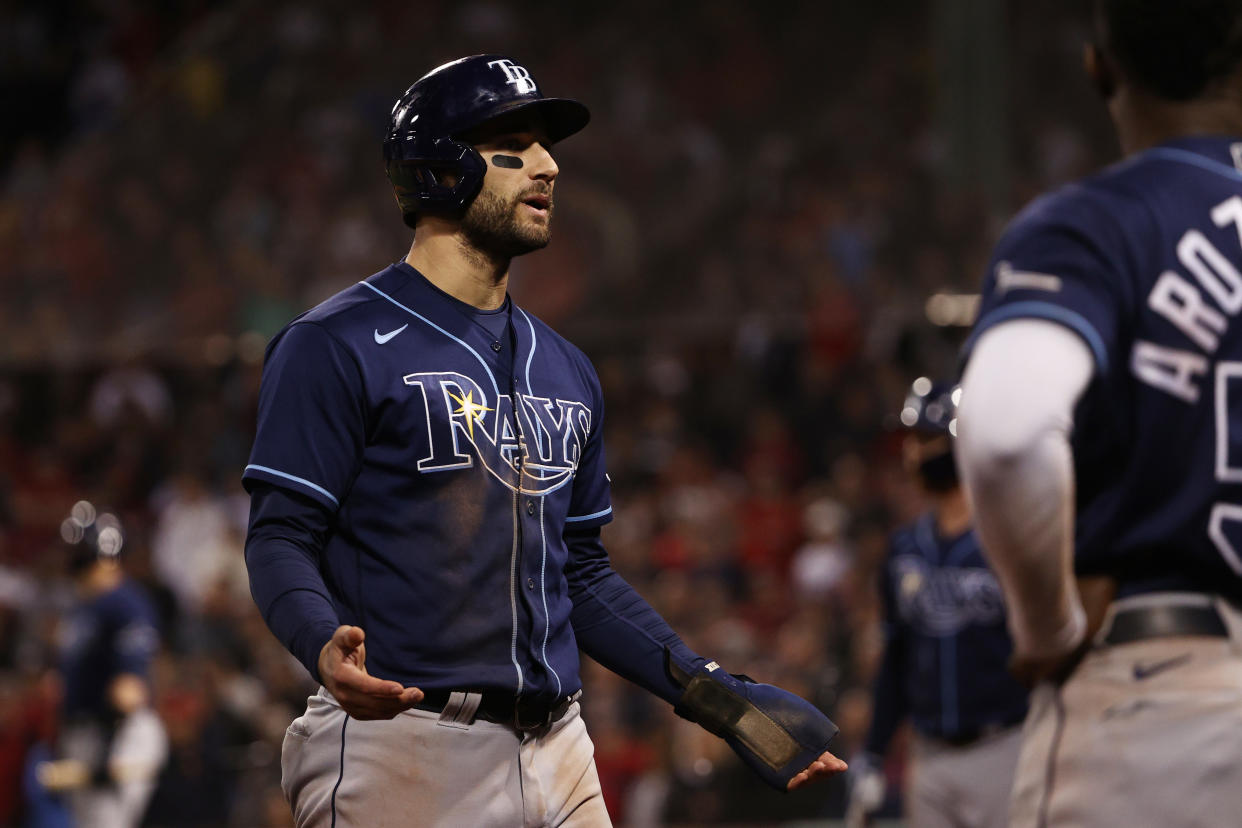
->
[243, 54, 845, 827]
[956, 1, 1242, 825]
[847, 380, 1026, 828]
[32, 505, 165, 828]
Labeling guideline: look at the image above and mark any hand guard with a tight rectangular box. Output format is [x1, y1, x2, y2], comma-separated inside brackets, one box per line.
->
[666, 650, 839, 791]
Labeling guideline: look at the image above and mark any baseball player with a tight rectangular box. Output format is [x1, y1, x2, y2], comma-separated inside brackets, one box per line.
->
[242, 54, 845, 827]
[35, 504, 166, 828]
[955, 2, 1242, 825]
[846, 380, 1027, 828]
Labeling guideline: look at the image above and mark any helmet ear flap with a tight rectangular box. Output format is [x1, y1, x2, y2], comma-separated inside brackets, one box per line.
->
[386, 141, 487, 225]
[447, 142, 486, 208]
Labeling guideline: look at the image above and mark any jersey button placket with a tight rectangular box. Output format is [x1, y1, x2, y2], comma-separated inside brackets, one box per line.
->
[526, 499, 536, 516]
[491, 341, 502, 352]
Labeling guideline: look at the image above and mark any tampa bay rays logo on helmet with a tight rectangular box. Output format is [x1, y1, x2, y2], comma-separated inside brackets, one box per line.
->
[487, 59, 537, 94]
[403, 371, 590, 494]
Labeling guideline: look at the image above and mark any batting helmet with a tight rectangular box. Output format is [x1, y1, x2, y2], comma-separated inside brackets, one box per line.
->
[383, 54, 590, 226]
[60, 500, 124, 573]
[898, 377, 961, 437]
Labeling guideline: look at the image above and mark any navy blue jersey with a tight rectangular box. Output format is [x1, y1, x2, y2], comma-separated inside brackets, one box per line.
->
[964, 136, 1242, 602]
[243, 262, 613, 701]
[59, 578, 160, 720]
[865, 515, 1027, 752]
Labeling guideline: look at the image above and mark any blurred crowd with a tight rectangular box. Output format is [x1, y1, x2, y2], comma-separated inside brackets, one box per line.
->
[0, 1, 1113, 825]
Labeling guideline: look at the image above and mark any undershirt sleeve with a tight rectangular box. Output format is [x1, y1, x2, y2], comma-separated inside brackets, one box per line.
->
[955, 319, 1092, 659]
[564, 526, 705, 704]
[244, 483, 341, 683]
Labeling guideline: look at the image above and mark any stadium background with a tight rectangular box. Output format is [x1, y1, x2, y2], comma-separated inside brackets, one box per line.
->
[0, 1, 1113, 825]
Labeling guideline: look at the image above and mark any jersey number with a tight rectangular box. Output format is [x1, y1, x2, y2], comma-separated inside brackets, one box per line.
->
[1211, 360, 1242, 574]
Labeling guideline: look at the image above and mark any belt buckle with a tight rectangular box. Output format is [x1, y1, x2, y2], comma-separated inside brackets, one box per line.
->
[550, 690, 581, 722]
[513, 691, 580, 732]
[513, 701, 545, 732]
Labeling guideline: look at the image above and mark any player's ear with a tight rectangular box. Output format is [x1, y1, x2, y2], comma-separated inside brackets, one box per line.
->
[1084, 42, 1117, 100]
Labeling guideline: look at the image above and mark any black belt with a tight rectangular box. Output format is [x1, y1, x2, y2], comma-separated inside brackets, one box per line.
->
[935, 715, 1025, 748]
[1102, 602, 1229, 646]
[416, 689, 580, 731]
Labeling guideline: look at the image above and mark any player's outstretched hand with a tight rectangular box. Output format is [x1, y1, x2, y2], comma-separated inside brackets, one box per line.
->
[787, 750, 849, 791]
[319, 625, 423, 720]
[666, 651, 845, 792]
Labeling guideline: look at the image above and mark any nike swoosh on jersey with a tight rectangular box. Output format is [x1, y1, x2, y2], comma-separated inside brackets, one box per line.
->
[374, 324, 409, 344]
[1132, 652, 1192, 681]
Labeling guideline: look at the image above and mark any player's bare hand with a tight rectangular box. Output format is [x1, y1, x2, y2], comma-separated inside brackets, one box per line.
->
[319, 625, 423, 720]
[1009, 642, 1088, 688]
[786, 750, 848, 791]
[1011, 575, 1115, 688]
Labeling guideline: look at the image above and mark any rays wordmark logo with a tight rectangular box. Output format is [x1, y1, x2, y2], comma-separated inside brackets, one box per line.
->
[404, 371, 590, 494]
[487, 59, 536, 94]
[892, 556, 1005, 635]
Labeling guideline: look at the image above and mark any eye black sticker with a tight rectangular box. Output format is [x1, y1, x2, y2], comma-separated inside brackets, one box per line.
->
[491, 154, 524, 169]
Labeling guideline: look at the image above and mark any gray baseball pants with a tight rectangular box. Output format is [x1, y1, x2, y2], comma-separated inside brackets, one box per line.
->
[281, 687, 611, 827]
[906, 724, 1023, 828]
[1010, 593, 1242, 828]
[63, 708, 167, 828]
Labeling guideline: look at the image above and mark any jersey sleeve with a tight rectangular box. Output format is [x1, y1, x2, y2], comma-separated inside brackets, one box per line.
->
[564, 360, 613, 528]
[565, 526, 705, 705]
[962, 189, 1133, 378]
[111, 594, 160, 678]
[243, 322, 366, 511]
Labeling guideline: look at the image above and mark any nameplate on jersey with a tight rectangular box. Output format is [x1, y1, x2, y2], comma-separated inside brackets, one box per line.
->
[1137, 195, 1242, 403]
[403, 371, 590, 495]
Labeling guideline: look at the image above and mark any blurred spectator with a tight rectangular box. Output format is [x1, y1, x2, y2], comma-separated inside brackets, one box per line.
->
[791, 497, 853, 601]
[150, 467, 246, 617]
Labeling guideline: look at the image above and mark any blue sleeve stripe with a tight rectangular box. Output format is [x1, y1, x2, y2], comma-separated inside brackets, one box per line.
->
[358, 280, 500, 399]
[565, 507, 612, 523]
[965, 300, 1110, 373]
[1144, 147, 1242, 183]
[244, 464, 340, 507]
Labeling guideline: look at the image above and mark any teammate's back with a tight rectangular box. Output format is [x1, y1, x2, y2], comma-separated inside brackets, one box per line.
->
[955, 2, 1242, 825]
[969, 136, 1242, 599]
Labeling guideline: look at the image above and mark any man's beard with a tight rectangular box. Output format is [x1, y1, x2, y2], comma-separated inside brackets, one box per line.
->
[460, 187, 552, 261]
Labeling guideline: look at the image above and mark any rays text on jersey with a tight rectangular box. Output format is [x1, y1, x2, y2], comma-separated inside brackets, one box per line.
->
[403, 371, 591, 495]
